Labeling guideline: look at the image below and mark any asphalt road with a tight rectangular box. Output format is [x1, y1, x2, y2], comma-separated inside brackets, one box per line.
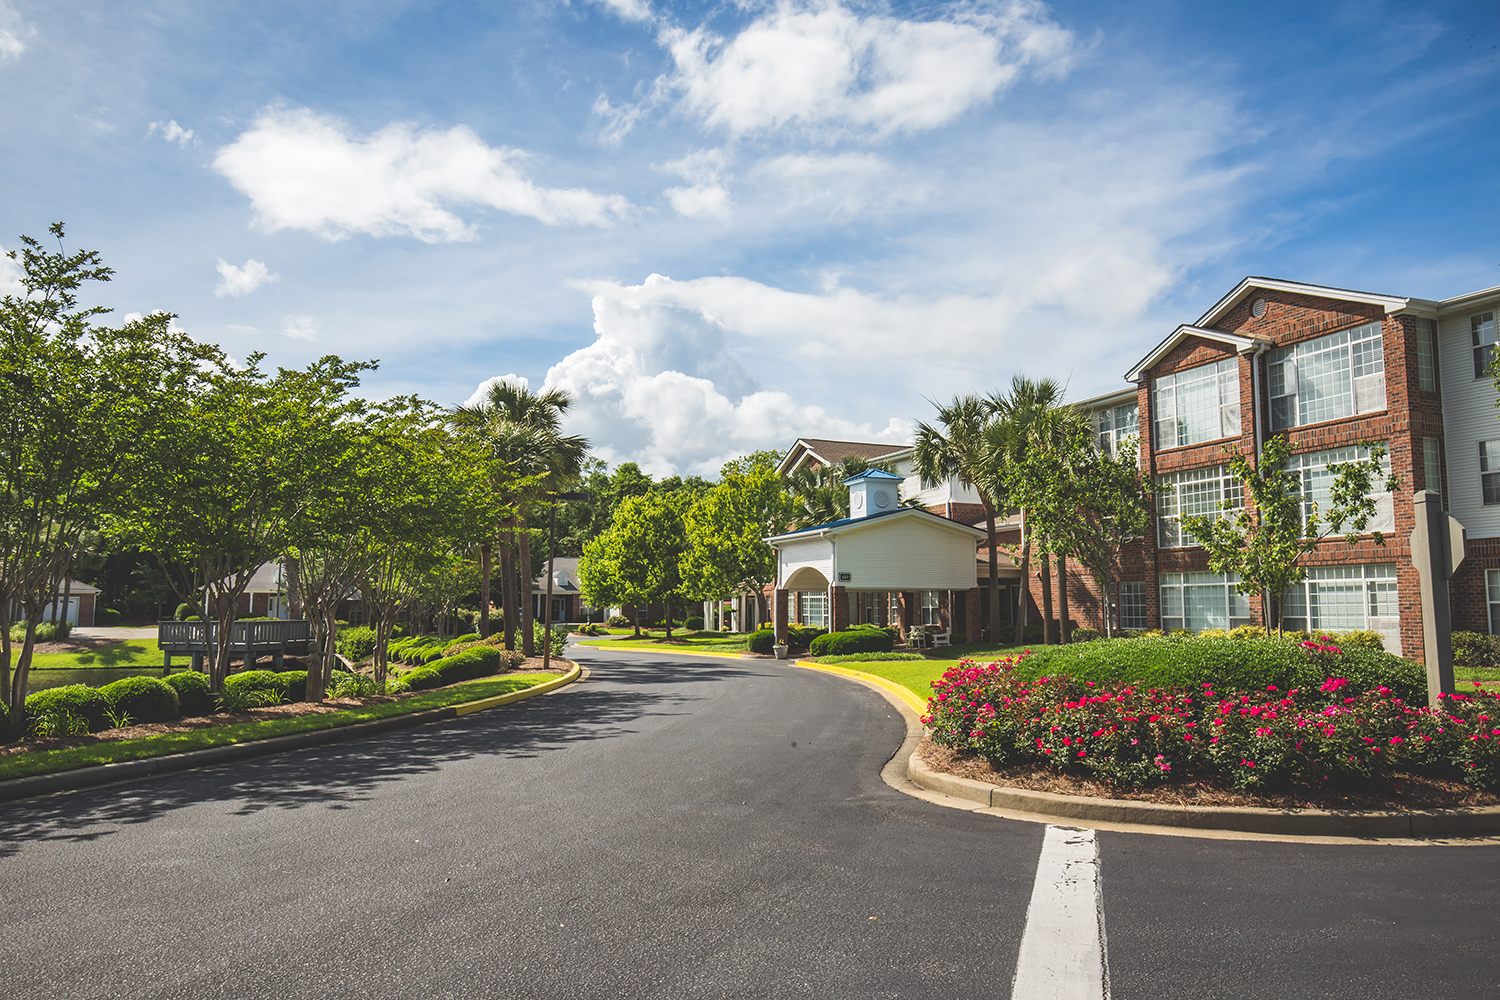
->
[2, 645, 1497, 999]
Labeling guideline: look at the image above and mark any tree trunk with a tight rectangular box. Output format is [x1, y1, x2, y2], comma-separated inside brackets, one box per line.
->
[983, 500, 1000, 645]
[478, 542, 493, 639]
[1013, 513, 1031, 646]
[518, 514, 535, 657]
[664, 600, 672, 640]
[285, 553, 303, 620]
[1057, 552, 1070, 644]
[7, 616, 39, 740]
[1039, 543, 1054, 645]
[499, 540, 517, 651]
[56, 570, 73, 628]
[1, 593, 12, 712]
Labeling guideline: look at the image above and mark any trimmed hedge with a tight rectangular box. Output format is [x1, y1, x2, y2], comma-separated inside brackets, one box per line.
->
[99, 676, 180, 724]
[1454, 631, 1500, 670]
[164, 671, 215, 716]
[336, 625, 377, 661]
[402, 646, 516, 691]
[810, 629, 894, 657]
[224, 670, 288, 700]
[275, 670, 308, 702]
[1013, 635, 1424, 703]
[684, 617, 705, 631]
[748, 629, 776, 654]
[25, 684, 112, 732]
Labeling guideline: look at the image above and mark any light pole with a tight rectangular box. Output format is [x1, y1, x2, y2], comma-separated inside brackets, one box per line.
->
[542, 490, 591, 675]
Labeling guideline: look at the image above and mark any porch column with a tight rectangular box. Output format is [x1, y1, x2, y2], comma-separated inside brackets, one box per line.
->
[774, 589, 789, 643]
[965, 587, 982, 643]
[830, 585, 849, 632]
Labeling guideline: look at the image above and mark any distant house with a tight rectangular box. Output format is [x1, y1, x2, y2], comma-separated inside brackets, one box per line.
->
[531, 556, 584, 624]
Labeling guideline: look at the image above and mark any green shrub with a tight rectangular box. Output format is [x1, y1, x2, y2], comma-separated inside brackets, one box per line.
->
[1013, 634, 1423, 701]
[402, 646, 514, 691]
[100, 676, 181, 724]
[224, 670, 288, 699]
[98, 607, 122, 626]
[164, 671, 215, 715]
[815, 651, 926, 664]
[328, 670, 380, 698]
[810, 629, 894, 657]
[1452, 631, 1500, 670]
[606, 614, 630, 627]
[533, 622, 567, 658]
[336, 625, 377, 661]
[747, 629, 776, 654]
[399, 666, 442, 690]
[1334, 630, 1388, 652]
[441, 633, 481, 655]
[1069, 628, 1101, 643]
[275, 670, 308, 702]
[24, 684, 111, 732]
[786, 625, 825, 649]
[684, 616, 705, 630]
[174, 602, 196, 621]
[9, 621, 70, 643]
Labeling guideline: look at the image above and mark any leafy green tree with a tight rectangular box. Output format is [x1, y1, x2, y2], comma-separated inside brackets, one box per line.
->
[785, 456, 912, 529]
[681, 464, 791, 611]
[0, 224, 216, 734]
[1181, 434, 1400, 633]
[579, 492, 691, 638]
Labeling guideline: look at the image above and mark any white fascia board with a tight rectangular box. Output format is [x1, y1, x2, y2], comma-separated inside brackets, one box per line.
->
[765, 509, 986, 545]
[1124, 325, 1266, 382]
[1075, 385, 1138, 410]
[1196, 277, 1409, 328]
[1436, 284, 1500, 314]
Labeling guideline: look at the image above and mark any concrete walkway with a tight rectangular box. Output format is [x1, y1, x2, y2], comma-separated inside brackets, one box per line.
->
[68, 626, 158, 641]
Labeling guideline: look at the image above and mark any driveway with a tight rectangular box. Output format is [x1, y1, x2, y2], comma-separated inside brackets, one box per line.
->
[1, 646, 1496, 999]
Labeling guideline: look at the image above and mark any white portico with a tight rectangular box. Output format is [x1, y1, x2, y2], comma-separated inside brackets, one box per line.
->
[765, 470, 986, 642]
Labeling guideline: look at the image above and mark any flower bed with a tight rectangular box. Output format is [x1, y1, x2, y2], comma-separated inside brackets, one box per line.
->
[923, 644, 1500, 794]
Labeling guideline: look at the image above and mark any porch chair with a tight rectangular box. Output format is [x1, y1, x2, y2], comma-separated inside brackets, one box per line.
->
[930, 629, 951, 647]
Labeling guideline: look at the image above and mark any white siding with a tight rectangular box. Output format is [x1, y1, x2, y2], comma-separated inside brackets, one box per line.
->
[833, 517, 979, 590]
[778, 537, 834, 588]
[1439, 296, 1500, 538]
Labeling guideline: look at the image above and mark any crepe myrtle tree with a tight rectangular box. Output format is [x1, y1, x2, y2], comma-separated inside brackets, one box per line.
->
[1181, 434, 1401, 634]
[0, 224, 219, 736]
[580, 491, 692, 639]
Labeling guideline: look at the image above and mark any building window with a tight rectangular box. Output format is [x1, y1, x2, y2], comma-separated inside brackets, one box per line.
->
[854, 591, 891, 626]
[1156, 465, 1242, 548]
[1153, 359, 1239, 448]
[1095, 402, 1139, 457]
[1118, 582, 1147, 630]
[1416, 318, 1438, 392]
[1482, 441, 1500, 506]
[1488, 570, 1500, 635]
[1159, 572, 1252, 632]
[1423, 437, 1442, 499]
[798, 590, 828, 629]
[1472, 312, 1496, 379]
[920, 590, 941, 626]
[1280, 564, 1398, 643]
[1286, 443, 1394, 535]
[1267, 320, 1385, 430]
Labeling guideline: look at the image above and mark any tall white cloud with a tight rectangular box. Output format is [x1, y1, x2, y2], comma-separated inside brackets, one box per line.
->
[213, 107, 631, 242]
[214, 258, 277, 297]
[659, 0, 1074, 139]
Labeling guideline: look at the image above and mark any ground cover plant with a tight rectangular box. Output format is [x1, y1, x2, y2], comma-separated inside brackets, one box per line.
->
[924, 640, 1500, 794]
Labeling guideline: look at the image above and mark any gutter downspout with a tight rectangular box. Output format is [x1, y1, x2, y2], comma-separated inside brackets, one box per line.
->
[1250, 341, 1271, 630]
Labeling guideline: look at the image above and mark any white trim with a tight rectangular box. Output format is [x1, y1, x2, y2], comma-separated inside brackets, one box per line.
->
[1195, 277, 1410, 329]
[1124, 325, 1266, 382]
[765, 507, 987, 545]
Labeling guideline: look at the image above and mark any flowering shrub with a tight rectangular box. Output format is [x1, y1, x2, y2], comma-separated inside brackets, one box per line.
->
[924, 654, 1500, 791]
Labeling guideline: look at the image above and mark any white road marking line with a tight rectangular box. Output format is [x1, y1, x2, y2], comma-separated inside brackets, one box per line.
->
[1010, 825, 1110, 1000]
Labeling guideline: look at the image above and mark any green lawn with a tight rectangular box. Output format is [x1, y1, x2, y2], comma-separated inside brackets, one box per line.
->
[577, 631, 751, 653]
[0, 672, 560, 782]
[26, 639, 165, 670]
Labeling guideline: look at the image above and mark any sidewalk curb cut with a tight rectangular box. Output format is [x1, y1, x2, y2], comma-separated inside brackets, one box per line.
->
[0, 662, 583, 804]
[794, 658, 1500, 842]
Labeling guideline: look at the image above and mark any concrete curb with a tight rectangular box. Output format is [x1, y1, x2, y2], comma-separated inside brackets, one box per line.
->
[794, 657, 1500, 841]
[0, 662, 583, 804]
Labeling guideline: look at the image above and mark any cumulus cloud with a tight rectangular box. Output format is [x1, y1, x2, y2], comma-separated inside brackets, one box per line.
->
[147, 119, 196, 147]
[0, 2, 34, 61]
[748, 152, 909, 218]
[660, 148, 731, 219]
[214, 258, 277, 297]
[591, 0, 653, 23]
[463, 373, 530, 408]
[659, 0, 1074, 139]
[281, 315, 319, 341]
[213, 107, 632, 242]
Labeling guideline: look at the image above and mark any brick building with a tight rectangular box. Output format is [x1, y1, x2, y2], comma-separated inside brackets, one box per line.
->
[780, 276, 1500, 656]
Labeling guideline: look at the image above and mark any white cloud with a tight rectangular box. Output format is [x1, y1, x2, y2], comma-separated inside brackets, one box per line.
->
[214, 258, 277, 297]
[147, 119, 196, 147]
[659, 0, 1074, 139]
[0, 247, 23, 297]
[748, 152, 908, 218]
[592, 0, 653, 23]
[281, 315, 319, 341]
[0, 2, 34, 61]
[213, 107, 632, 242]
[660, 148, 731, 219]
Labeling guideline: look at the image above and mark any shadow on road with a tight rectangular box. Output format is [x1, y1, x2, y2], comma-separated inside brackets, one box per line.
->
[0, 650, 778, 855]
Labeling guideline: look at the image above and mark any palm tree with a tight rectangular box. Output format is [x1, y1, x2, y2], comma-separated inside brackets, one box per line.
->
[785, 456, 912, 530]
[451, 382, 586, 656]
[913, 395, 1006, 643]
[986, 377, 1091, 644]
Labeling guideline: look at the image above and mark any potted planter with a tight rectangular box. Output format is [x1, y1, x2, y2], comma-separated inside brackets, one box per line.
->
[773, 643, 789, 659]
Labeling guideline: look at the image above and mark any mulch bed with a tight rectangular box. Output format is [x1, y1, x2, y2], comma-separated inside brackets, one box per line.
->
[2, 659, 569, 758]
[918, 737, 1500, 812]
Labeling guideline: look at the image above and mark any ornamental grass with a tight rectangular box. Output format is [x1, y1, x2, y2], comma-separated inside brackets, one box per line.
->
[924, 643, 1500, 793]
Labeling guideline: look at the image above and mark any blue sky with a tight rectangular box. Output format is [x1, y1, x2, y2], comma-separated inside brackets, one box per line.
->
[2, 0, 1497, 475]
